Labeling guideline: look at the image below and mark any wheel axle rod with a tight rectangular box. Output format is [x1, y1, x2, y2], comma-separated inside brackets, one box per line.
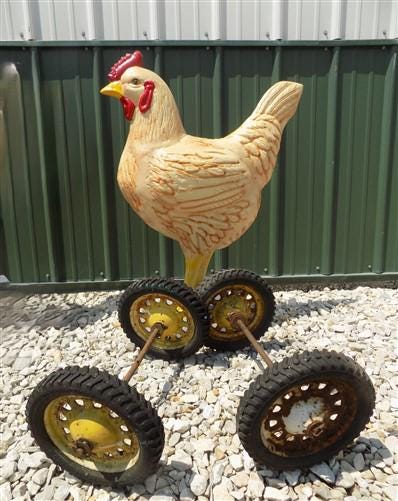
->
[123, 323, 165, 382]
[228, 312, 273, 368]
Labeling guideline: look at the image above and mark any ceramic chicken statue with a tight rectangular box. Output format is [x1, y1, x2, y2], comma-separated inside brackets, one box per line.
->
[101, 51, 303, 288]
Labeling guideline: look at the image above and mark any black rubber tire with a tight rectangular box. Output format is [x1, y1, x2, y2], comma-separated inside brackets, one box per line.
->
[237, 349, 375, 470]
[196, 269, 275, 351]
[26, 366, 164, 487]
[118, 278, 208, 360]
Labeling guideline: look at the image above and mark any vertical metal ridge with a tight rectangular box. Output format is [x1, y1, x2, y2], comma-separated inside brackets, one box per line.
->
[357, 56, 374, 271]
[85, 0, 97, 39]
[93, 47, 112, 280]
[306, 69, 317, 275]
[271, 0, 283, 40]
[212, 46, 223, 138]
[2, 2, 12, 40]
[211, 0, 223, 40]
[252, 50, 261, 272]
[141, 220, 149, 277]
[330, 0, 344, 40]
[53, 79, 77, 281]
[132, 0, 139, 40]
[149, 0, 160, 40]
[74, 70, 94, 279]
[0, 106, 22, 280]
[213, 46, 228, 270]
[174, 0, 181, 39]
[373, 47, 397, 273]
[31, 47, 58, 281]
[16, 60, 40, 281]
[287, 76, 299, 275]
[119, 109, 132, 279]
[321, 46, 340, 275]
[268, 46, 282, 276]
[67, 1, 77, 40]
[155, 46, 173, 278]
[341, 60, 357, 274]
[194, 51, 201, 136]
[231, 52, 242, 266]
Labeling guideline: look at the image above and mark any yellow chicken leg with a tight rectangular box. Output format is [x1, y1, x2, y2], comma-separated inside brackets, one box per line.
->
[184, 253, 213, 288]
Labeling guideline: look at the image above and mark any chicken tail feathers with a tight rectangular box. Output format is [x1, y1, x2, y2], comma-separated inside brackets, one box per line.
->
[254, 81, 303, 129]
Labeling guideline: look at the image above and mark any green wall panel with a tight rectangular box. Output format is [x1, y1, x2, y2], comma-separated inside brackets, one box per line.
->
[0, 41, 397, 287]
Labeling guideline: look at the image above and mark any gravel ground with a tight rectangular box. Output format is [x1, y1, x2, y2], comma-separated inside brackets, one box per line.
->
[0, 286, 397, 501]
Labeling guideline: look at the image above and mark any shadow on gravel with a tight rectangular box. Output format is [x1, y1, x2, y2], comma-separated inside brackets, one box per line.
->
[274, 298, 356, 322]
[124, 461, 194, 499]
[253, 437, 394, 495]
[199, 336, 292, 359]
[0, 295, 118, 330]
[1, 294, 356, 334]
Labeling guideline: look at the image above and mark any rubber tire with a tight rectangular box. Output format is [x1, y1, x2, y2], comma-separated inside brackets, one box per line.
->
[196, 269, 275, 351]
[237, 349, 375, 470]
[26, 366, 164, 487]
[118, 278, 208, 360]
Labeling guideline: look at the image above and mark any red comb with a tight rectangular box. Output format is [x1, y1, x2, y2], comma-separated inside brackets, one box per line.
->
[108, 51, 143, 81]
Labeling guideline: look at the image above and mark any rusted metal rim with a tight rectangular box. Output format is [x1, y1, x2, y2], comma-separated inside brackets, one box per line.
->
[206, 284, 265, 341]
[260, 378, 358, 457]
[129, 293, 195, 349]
[44, 395, 140, 472]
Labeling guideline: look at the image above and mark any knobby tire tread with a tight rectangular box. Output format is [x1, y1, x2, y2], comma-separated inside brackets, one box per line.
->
[26, 366, 164, 487]
[118, 278, 208, 360]
[237, 349, 375, 470]
[196, 269, 276, 351]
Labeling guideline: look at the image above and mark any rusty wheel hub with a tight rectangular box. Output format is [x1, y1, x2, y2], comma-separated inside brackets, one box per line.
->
[206, 285, 265, 341]
[74, 439, 93, 458]
[261, 379, 357, 457]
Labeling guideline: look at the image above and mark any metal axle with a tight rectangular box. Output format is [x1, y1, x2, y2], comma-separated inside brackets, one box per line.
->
[123, 323, 165, 382]
[227, 311, 273, 368]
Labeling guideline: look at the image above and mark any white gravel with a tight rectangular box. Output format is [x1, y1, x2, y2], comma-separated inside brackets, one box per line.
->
[0, 285, 397, 501]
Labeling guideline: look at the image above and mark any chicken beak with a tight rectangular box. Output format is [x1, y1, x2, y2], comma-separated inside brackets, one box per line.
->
[100, 81, 123, 99]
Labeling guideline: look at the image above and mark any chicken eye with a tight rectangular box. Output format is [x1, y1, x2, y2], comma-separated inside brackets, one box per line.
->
[132, 78, 140, 85]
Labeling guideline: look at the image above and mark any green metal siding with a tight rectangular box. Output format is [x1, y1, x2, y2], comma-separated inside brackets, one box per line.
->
[0, 41, 397, 287]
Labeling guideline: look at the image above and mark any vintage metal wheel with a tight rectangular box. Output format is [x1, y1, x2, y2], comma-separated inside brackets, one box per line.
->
[43, 395, 141, 472]
[118, 278, 208, 360]
[237, 350, 375, 469]
[26, 366, 164, 486]
[197, 269, 275, 350]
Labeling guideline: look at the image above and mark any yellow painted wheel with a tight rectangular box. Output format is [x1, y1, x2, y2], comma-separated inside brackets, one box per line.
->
[197, 269, 275, 350]
[118, 278, 208, 360]
[44, 395, 140, 473]
[129, 293, 195, 350]
[26, 366, 164, 486]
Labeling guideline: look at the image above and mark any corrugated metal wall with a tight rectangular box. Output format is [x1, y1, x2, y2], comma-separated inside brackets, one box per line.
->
[1, 41, 397, 287]
[1, 0, 397, 42]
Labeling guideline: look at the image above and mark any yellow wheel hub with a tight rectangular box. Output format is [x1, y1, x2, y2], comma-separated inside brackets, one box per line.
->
[69, 419, 118, 444]
[207, 284, 265, 341]
[44, 395, 140, 472]
[130, 293, 195, 349]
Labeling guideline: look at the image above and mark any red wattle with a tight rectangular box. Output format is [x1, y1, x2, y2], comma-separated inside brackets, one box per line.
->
[139, 80, 155, 113]
[120, 96, 135, 121]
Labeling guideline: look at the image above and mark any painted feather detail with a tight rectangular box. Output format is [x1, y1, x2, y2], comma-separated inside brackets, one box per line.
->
[148, 143, 252, 255]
